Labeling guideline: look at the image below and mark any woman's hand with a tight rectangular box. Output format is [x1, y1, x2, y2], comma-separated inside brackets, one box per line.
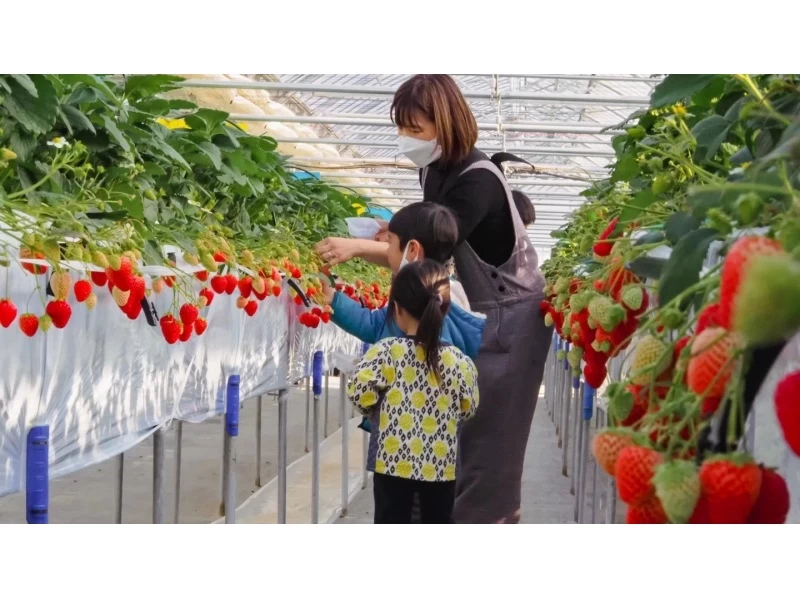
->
[374, 219, 390, 242]
[314, 237, 361, 266]
[318, 275, 335, 305]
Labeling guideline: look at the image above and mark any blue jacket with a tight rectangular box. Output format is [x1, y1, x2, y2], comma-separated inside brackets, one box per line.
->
[329, 286, 485, 360]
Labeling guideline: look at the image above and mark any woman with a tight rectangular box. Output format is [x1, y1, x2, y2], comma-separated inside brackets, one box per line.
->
[315, 74, 552, 523]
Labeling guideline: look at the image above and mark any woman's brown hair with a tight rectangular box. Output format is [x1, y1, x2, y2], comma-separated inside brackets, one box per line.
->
[391, 75, 478, 166]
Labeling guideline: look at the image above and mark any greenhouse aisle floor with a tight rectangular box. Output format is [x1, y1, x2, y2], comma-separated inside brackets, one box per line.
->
[337, 391, 578, 524]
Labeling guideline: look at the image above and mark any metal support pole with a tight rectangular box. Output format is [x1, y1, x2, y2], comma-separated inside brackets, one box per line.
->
[304, 376, 311, 453]
[223, 375, 240, 524]
[26, 425, 49, 524]
[562, 375, 577, 476]
[174, 421, 183, 524]
[311, 352, 323, 523]
[324, 371, 330, 438]
[362, 425, 369, 489]
[256, 396, 263, 487]
[591, 409, 601, 524]
[553, 342, 561, 426]
[572, 381, 583, 500]
[153, 427, 166, 524]
[340, 371, 349, 516]
[606, 476, 618, 524]
[558, 346, 570, 444]
[578, 384, 595, 524]
[277, 388, 289, 524]
[115, 452, 124, 524]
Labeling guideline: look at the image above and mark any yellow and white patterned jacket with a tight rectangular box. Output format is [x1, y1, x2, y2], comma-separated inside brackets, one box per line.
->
[347, 338, 479, 482]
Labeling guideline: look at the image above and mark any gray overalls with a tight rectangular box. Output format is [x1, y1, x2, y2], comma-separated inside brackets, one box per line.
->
[424, 160, 552, 523]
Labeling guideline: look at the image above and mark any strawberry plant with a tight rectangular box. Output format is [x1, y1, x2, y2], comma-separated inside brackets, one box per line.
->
[0, 74, 390, 338]
[541, 74, 800, 523]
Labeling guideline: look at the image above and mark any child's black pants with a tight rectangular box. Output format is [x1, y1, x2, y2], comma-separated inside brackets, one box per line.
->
[373, 473, 455, 524]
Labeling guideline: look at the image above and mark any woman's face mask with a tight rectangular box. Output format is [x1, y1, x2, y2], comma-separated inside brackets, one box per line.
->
[398, 242, 417, 270]
[397, 135, 442, 168]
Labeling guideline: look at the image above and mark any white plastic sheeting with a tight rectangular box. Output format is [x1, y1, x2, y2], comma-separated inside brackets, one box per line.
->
[750, 331, 800, 523]
[0, 261, 361, 499]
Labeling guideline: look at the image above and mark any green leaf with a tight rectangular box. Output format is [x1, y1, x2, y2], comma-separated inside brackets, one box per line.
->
[10, 74, 38, 97]
[9, 131, 38, 162]
[152, 137, 191, 171]
[100, 115, 131, 152]
[60, 105, 96, 134]
[196, 141, 222, 170]
[691, 115, 731, 162]
[730, 146, 753, 165]
[650, 75, 721, 108]
[185, 109, 230, 134]
[763, 118, 800, 162]
[3, 75, 59, 135]
[58, 75, 118, 105]
[611, 153, 638, 182]
[634, 231, 666, 246]
[753, 128, 780, 158]
[628, 256, 666, 280]
[124, 75, 183, 101]
[143, 198, 159, 222]
[119, 195, 144, 220]
[87, 210, 128, 221]
[687, 187, 739, 218]
[143, 239, 164, 265]
[658, 228, 717, 305]
[618, 190, 658, 223]
[611, 134, 628, 156]
[665, 212, 702, 244]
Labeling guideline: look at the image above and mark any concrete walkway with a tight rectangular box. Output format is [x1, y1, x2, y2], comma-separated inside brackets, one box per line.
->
[337, 396, 579, 524]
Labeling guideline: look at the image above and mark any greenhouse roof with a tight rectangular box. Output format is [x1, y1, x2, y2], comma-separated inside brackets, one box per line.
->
[190, 74, 661, 259]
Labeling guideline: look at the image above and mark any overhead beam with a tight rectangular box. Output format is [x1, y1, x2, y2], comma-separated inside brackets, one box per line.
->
[311, 171, 592, 187]
[181, 79, 652, 107]
[273, 137, 614, 158]
[227, 113, 621, 136]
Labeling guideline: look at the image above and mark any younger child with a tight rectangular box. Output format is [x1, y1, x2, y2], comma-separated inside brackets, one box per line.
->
[347, 260, 479, 523]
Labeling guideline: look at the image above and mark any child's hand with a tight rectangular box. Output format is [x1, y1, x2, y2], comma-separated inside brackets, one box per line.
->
[319, 275, 335, 306]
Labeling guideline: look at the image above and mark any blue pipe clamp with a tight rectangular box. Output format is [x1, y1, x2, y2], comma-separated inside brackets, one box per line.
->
[225, 375, 240, 436]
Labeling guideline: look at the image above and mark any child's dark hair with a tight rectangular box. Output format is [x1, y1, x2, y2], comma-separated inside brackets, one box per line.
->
[388, 202, 459, 264]
[512, 190, 535, 226]
[388, 260, 451, 381]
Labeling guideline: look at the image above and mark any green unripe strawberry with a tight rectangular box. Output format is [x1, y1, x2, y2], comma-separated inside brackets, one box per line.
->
[707, 208, 732, 235]
[588, 296, 625, 332]
[654, 460, 701, 524]
[734, 254, 800, 345]
[621, 284, 644, 312]
[567, 345, 584, 369]
[734, 192, 762, 225]
[544, 313, 554, 327]
[630, 335, 671, 385]
[0, 148, 17, 161]
[651, 174, 673, 195]
[627, 126, 646, 140]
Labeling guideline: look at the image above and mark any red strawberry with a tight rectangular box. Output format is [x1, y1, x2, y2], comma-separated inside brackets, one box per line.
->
[615, 445, 663, 506]
[308, 313, 320, 328]
[321, 312, 331, 324]
[195, 270, 208, 282]
[213, 251, 227, 263]
[180, 304, 199, 327]
[129, 276, 146, 303]
[688, 495, 710, 523]
[583, 361, 607, 389]
[163, 276, 174, 288]
[244, 300, 258, 317]
[291, 267, 302, 279]
[211, 275, 227, 294]
[687, 328, 742, 410]
[696, 303, 722, 335]
[74, 280, 92, 303]
[719, 236, 783, 329]
[19, 313, 39, 337]
[199, 288, 214, 307]
[194, 318, 208, 336]
[160, 315, 180, 344]
[179, 323, 192, 342]
[593, 217, 619, 259]
[225, 274, 238, 295]
[699, 454, 762, 524]
[592, 429, 634, 476]
[293, 295, 303, 306]
[0, 298, 18, 328]
[124, 300, 142, 320]
[107, 256, 134, 292]
[238, 277, 253, 298]
[20, 248, 48, 275]
[746, 466, 789, 524]
[272, 285, 281, 297]
[45, 300, 72, 329]
[271, 267, 282, 283]
[774, 370, 800, 457]
[626, 496, 668, 524]
[91, 271, 108, 286]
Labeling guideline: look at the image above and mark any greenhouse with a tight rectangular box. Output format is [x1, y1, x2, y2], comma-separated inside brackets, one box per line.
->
[0, 73, 798, 526]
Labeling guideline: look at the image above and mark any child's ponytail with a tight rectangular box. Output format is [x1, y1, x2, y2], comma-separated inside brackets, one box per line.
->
[388, 260, 451, 382]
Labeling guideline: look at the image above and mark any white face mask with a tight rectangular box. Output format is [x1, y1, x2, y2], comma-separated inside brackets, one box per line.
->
[398, 242, 417, 270]
[397, 135, 441, 168]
